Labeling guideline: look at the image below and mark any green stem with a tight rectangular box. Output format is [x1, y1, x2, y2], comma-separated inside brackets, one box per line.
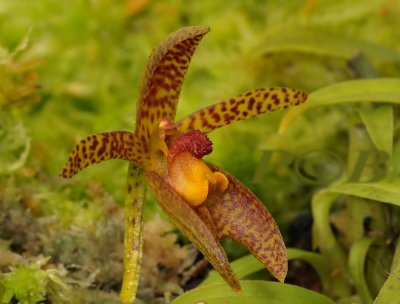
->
[312, 190, 352, 298]
[348, 237, 376, 304]
[347, 125, 386, 245]
[346, 122, 390, 300]
[120, 164, 147, 304]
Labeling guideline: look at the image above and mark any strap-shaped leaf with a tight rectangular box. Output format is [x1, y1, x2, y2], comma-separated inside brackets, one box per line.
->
[135, 26, 210, 147]
[206, 164, 288, 283]
[60, 131, 147, 178]
[145, 170, 241, 291]
[173, 281, 336, 304]
[177, 87, 307, 133]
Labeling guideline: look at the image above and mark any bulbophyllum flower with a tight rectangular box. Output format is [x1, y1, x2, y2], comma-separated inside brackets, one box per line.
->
[60, 26, 308, 303]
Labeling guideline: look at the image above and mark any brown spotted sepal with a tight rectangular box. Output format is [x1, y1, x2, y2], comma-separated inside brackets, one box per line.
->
[60, 131, 147, 178]
[178, 87, 308, 133]
[205, 164, 288, 283]
[145, 170, 241, 291]
[135, 26, 210, 148]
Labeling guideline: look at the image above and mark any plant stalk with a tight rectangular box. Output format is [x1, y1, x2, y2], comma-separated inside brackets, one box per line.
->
[120, 164, 147, 304]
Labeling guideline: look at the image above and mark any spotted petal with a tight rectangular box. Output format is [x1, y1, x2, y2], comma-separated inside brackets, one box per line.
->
[60, 131, 147, 178]
[145, 170, 241, 291]
[135, 26, 210, 148]
[177, 87, 307, 133]
[205, 164, 288, 283]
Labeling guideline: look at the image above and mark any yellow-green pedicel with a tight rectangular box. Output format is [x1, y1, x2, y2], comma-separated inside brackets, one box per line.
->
[60, 25, 308, 303]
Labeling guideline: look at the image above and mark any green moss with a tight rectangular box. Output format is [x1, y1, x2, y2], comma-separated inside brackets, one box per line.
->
[0, 259, 51, 304]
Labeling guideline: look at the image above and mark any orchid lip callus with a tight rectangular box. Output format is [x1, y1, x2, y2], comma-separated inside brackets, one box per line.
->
[60, 26, 308, 300]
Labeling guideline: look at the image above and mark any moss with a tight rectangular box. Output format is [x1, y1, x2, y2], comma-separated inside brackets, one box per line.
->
[0, 258, 68, 304]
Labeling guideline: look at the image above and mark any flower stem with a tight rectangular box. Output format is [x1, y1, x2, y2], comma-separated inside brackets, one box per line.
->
[120, 164, 147, 304]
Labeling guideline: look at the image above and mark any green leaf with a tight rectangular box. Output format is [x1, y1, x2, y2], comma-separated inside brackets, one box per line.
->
[374, 238, 400, 304]
[312, 191, 352, 298]
[202, 254, 264, 286]
[327, 181, 400, 205]
[312, 180, 400, 267]
[279, 78, 400, 133]
[255, 28, 400, 62]
[348, 238, 376, 304]
[203, 249, 331, 292]
[172, 281, 335, 304]
[311, 181, 400, 298]
[394, 140, 400, 178]
[345, 124, 387, 245]
[348, 53, 378, 78]
[364, 240, 390, 299]
[358, 106, 393, 157]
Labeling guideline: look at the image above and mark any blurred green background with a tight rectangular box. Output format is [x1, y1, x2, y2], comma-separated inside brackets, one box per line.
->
[2, 0, 399, 213]
[1, 1, 400, 303]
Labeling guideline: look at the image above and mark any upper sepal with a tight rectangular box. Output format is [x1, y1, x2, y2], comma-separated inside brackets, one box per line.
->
[135, 26, 210, 148]
[205, 164, 288, 283]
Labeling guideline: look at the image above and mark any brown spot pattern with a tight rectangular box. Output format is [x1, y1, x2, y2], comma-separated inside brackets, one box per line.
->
[177, 87, 308, 133]
[145, 170, 241, 291]
[205, 164, 288, 283]
[135, 26, 210, 149]
[60, 131, 147, 178]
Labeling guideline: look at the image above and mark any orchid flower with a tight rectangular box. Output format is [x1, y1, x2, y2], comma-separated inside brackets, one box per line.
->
[60, 26, 308, 303]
